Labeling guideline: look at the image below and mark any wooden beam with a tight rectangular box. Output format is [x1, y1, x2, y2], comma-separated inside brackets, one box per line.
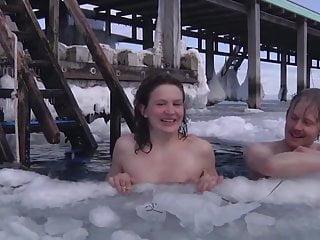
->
[142, 15, 153, 49]
[17, 80, 30, 167]
[205, 33, 215, 80]
[297, 19, 307, 93]
[205, 0, 246, 14]
[221, 45, 242, 76]
[110, 91, 121, 157]
[60, 61, 198, 83]
[63, 0, 135, 132]
[307, 56, 311, 88]
[160, 0, 181, 68]
[280, 51, 287, 101]
[247, 0, 261, 109]
[47, 0, 59, 58]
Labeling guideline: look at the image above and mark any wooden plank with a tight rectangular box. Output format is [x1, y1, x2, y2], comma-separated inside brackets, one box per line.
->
[0, 88, 65, 98]
[47, 0, 59, 58]
[110, 92, 121, 157]
[63, 0, 135, 132]
[247, 0, 261, 109]
[17, 81, 30, 167]
[0, 4, 23, 14]
[297, 18, 307, 93]
[0, 7, 60, 144]
[60, 61, 198, 83]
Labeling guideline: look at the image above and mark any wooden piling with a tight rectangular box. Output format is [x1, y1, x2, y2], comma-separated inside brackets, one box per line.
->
[247, 0, 261, 109]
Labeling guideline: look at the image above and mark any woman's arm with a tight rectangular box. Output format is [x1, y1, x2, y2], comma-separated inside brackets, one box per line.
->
[107, 136, 135, 192]
[197, 140, 223, 192]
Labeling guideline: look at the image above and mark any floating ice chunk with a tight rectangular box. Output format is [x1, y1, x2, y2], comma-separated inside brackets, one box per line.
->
[245, 212, 275, 236]
[110, 230, 148, 240]
[214, 202, 261, 227]
[8, 221, 39, 240]
[89, 206, 121, 228]
[243, 108, 264, 113]
[136, 202, 166, 222]
[62, 228, 88, 240]
[153, 191, 260, 235]
[44, 217, 83, 236]
[21, 178, 116, 209]
[42, 236, 62, 240]
[0, 168, 38, 187]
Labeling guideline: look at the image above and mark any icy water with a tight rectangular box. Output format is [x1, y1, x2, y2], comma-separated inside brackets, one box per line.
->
[27, 99, 290, 181]
[4, 100, 320, 240]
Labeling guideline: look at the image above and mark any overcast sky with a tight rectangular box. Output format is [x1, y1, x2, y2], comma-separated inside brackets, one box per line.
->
[290, 0, 320, 13]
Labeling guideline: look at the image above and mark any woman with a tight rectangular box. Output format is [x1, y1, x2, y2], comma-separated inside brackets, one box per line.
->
[246, 88, 320, 178]
[108, 73, 222, 192]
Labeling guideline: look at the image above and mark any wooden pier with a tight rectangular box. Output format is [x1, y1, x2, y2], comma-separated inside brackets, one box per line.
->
[1, 0, 320, 167]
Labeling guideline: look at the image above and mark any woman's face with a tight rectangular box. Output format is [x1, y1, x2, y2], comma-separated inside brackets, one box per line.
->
[285, 100, 320, 149]
[141, 84, 184, 135]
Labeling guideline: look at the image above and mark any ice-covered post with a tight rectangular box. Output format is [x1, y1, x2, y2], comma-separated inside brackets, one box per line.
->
[159, 0, 181, 68]
[297, 18, 307, 93]
[206, 32, 214, 81]
[280, 51, 287, 101]
[247, 0, 261, 109]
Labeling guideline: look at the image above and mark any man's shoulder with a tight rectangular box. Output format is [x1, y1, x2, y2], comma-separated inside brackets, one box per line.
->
[313, 143, 320, 151]
[245, 141, 278, 157]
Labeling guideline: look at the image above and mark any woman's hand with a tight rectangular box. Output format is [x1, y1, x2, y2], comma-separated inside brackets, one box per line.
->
[196, 170, 223, 192]
[108, 173, 136, 193]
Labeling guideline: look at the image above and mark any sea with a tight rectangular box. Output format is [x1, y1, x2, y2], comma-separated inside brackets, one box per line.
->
[3, 98, 320, 240]
[27, 99, 290, 181]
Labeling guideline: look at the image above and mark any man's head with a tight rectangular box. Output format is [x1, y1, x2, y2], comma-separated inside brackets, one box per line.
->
[285, 88, 320, 149]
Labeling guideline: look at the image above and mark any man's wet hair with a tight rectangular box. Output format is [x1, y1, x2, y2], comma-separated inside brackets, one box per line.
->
[286, 88, 320, 121]
[133, 73, 188, 153]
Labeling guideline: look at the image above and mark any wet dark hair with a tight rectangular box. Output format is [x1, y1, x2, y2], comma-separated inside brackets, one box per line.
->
[133, 73, 188, 153]
[286, 88, 320, 120]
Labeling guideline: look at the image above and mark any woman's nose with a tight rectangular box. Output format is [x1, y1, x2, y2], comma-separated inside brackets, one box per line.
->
[164, 104, 175, 114]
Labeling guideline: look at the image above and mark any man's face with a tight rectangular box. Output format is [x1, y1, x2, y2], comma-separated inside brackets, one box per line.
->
[285, 100, 320, 149]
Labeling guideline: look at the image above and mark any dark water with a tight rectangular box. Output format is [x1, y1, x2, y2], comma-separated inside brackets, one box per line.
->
[28, 100, 287, 181]
[29, 139, 246, 181]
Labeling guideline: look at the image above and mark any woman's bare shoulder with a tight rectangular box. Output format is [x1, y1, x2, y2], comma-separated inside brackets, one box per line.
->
[114, 134, 135, 150]
[186, 134, 212, 151]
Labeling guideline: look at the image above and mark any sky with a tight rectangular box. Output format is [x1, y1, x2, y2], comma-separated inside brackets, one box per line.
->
[290, 0, 320, 13]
